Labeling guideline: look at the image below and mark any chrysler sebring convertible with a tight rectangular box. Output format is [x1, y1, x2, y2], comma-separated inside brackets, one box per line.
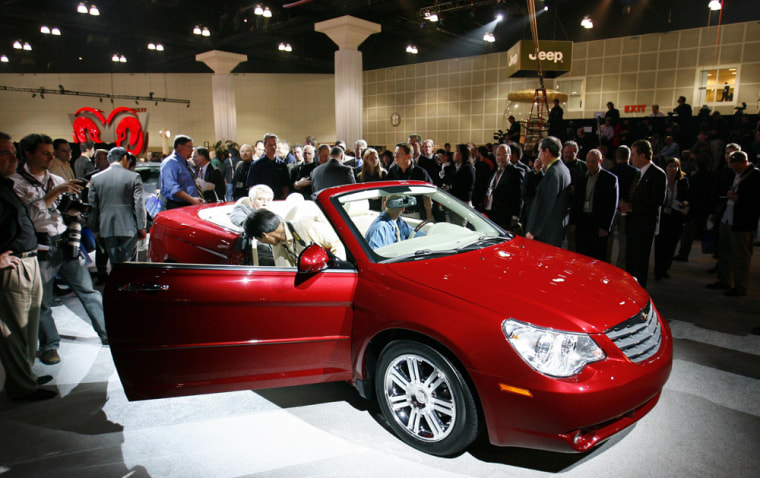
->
[105, 181, 672, 457]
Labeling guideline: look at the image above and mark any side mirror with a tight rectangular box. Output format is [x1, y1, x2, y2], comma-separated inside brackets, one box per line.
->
[298, 244, 330, 274]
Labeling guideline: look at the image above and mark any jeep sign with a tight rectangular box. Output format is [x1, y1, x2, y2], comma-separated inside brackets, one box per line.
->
[506, 40, 573, 78]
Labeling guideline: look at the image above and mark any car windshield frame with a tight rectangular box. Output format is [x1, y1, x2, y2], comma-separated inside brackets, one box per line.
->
[330, 183, 511, 264]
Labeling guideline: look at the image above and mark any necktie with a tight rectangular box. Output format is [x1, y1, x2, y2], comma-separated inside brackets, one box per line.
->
[185, 160, 202, 199]
[394, 221, 401, 242]
[486, 169, 503, 210]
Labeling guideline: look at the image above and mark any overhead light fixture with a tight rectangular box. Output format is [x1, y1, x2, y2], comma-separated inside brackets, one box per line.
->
[496, 13, 504, 21]
[278, 42, 292, 52]
[23, 42, 32, 51]
[424, 11, 439, 22]
[405, 44, 418, 54]
[40, 26, 50, 34]
[0, 55, 8, 63]
[156, 43, 164, 52]
[13, 40, 22, 50]
[483, 32, 496, 43]
[254, 5, 264, 15]
[120, 54, 126, 63]
[52, 27, 61, 35]
[89, 4, 100, 16]
[193, 25, 202, 35]
[148, 43, 155, 50]
[112, 54, 119, 62]
[202, 27, 210, 37]
[581, 16, 593, 29]
[544, 6, 549, 11]
[262, 7, 272, 18]
[77, 2, 88, 14]
[708, 0, 722, 10]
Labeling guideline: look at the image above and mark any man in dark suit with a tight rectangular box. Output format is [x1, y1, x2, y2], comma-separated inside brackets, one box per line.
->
[607, 145, 639, 267]
[709, 151, 760, 296]
[310, 146, 356, 195]
[570, 149, 618, 260]
[485, 144, 524, 231]
[526, 136, 571, 247]
[193, 147, 225, 202]
[620, 139, 666, 288]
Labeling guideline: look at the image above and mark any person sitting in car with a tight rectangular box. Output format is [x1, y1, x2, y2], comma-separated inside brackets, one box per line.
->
[244, 208, 345, 267]
[365, 196, 425, 249]
[229, 184, 274, 228]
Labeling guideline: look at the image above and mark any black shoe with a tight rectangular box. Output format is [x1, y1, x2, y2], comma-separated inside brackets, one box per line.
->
[36, 375, 53, 385]
[706, 282, 731, 290]
[39, 349, 60, 365]
[725, 288, 747, 297]
[672, 256, 687, 262]
[13, 388, 57, 401]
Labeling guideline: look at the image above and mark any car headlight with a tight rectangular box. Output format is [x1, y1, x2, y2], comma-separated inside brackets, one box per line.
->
[502, 319, 606, 378]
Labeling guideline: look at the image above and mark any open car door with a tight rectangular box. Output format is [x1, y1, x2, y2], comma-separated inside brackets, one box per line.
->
[104, 262, 357, 400]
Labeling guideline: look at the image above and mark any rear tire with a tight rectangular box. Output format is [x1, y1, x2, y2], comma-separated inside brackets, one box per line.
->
[375, 340, 479, 456]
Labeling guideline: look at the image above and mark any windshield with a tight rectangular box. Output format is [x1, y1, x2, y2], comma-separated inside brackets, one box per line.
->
[334, 184, 510, 263]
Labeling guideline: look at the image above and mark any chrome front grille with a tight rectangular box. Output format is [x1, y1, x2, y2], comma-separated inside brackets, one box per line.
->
[605, 302, 662, 363]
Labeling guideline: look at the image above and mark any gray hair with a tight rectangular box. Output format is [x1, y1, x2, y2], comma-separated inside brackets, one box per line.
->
[107, 147, 128, 163]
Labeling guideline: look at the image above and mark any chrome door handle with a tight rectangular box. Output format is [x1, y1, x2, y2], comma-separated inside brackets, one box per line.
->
[118, 283, 170, 293]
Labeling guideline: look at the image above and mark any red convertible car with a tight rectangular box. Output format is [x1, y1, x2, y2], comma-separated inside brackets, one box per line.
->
[105, 181, 672, 457]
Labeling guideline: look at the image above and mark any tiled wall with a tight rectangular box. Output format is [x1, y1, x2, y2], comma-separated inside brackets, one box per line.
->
[362, 21, 760, 149]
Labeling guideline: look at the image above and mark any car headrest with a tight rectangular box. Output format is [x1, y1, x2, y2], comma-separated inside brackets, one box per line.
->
[345, 199, 370, 217]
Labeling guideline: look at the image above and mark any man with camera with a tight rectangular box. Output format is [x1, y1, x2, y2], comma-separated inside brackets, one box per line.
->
[11, 134, 108, 366]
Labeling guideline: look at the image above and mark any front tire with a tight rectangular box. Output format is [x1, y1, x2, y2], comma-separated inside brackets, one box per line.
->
[375, 340, 479, 456]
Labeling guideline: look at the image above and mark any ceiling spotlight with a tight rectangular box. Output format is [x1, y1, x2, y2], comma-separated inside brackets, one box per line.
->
[112, 54, 119, 62]
[424, 11, 439, 22]
[193, 25, 202, 35]
[581, 16, 594, 29]
[262, 7, 272, 18]
[254, 4, 264, 15]
[148, 43, 156, 50]
[708, 0, 722, 10]
[496, 13, 504, 21]
[544, 6, 549, 11]
[13, 40, 22, 50]
[202, 27, 210, 37]
[23, 42, 32, 51]
[120, 54, 127, 63]
[405, 44, 418, 54]
[0, 55, 8, 63]
[52, 27, 61, 35]
[483, 32, 496, 43]
[41, 26, 51, 34]
[77, 2, 88, 13]
[89, 4, 100, 16]
[278, 42, 293, 52]
[156, 44, 164, 52]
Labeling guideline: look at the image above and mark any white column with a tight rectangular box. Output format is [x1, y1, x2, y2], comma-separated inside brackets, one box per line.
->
[196, 50, 248, 143]
[315, 16, 381, 146]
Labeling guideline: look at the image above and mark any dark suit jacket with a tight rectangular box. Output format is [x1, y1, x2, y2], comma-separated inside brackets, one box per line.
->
[610, 162, 639, 202]
[310, 158, 356, 194]
[732, 164, 760, 231]
[570, 169, 619, 232]
[489, 164, 524, 228]
[629, 163, 667, 229]
[443, 162, 475, 203]
[526, 159, 571, 247]
[201, 164, 226, 202]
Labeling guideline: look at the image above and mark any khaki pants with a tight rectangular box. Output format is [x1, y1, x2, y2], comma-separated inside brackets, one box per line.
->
[0, 256, 42, 398]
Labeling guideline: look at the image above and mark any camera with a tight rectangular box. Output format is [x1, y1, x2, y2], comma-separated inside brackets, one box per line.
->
[58, 180, 92, 215]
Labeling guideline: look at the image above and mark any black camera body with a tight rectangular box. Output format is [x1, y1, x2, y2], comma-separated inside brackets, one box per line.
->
[58, 180, 92, 215]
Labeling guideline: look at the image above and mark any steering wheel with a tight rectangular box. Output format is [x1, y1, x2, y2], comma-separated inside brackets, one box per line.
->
[412, 219, 432, 237]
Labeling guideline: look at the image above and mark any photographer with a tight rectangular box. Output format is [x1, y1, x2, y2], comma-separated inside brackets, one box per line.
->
[11, 134, 108, 366]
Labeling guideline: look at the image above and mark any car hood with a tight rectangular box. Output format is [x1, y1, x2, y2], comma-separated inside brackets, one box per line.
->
[387, 237, 650, 334]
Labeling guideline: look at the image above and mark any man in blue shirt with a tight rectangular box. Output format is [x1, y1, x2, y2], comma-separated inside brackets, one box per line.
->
[160, 135, 202, 210]
[365, 196, 424, 249]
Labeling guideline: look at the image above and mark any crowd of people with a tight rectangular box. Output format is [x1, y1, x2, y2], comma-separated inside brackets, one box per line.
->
[3, 96, 760, 401]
